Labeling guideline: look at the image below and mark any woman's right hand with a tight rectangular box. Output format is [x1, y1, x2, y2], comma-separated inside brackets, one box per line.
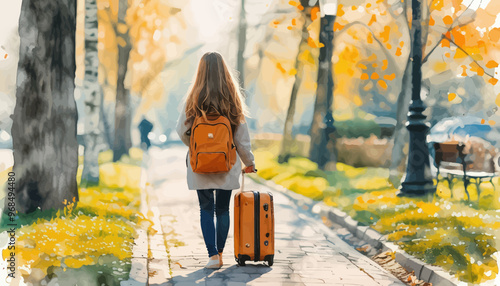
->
[243, 165, 257, 173]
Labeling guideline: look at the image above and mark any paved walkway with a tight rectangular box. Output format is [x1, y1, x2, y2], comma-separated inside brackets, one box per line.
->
[142, 146, 405, 286]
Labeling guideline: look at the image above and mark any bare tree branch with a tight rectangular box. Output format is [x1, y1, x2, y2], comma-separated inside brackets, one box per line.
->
[422, 38, 443, 64]
[138, 43, 204, 94]
[336, 21, 401, 73]
[427, 0, 435, 17]
[254, 23, 277, 60]
[422, 0, 432, 52]
[444, 34, 494, 78]
[422, 0, 479, 63]
[103, 7, 118, 34]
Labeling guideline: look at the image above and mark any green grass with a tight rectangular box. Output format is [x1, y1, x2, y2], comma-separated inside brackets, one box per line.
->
[0, 148, 152, 285]
[254, 147, 500, 284]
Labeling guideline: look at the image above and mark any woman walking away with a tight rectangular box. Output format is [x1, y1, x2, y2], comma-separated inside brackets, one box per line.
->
[176, 51, 256, 269]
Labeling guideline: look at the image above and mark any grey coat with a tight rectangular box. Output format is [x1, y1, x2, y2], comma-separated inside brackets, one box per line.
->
[175, 108, 255, 191]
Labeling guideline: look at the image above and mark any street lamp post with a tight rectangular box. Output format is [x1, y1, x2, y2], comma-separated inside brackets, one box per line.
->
[309, 0, 337, 170]
[398, 0, 436, 196]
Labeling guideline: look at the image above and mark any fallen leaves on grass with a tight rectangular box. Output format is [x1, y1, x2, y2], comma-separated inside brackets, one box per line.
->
[253, 148, 500, 284]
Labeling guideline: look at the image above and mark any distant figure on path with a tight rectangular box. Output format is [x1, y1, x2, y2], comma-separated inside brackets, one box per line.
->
[176, 51, 256, 269]
[139, 117, 153, 150]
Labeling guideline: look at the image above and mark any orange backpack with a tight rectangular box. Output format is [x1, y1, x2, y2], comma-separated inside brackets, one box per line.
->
[189, 114, 237, 174]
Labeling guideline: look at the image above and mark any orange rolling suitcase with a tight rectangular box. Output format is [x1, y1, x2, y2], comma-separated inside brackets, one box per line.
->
[234, 171, 275, 266]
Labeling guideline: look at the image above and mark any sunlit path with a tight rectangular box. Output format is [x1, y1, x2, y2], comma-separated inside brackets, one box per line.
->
[142, 146, 404, 285]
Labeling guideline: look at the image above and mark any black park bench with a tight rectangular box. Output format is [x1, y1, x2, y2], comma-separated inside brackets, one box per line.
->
[433, 141, 498, 201]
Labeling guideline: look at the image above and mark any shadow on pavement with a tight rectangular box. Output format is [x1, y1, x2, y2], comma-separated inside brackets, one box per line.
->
[164, 264, 272, 285]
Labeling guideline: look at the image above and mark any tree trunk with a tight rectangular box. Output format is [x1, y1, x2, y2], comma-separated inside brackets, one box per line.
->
[309, 14, 337, 170]
[389, 58, 412, 186]
[8, 0, 78, 214]
[279, 11, 311, 163]
[113, 0, 132, 162]
[98, 63, 114, 149]
[81, 0, 103, 187]
[237, 0, 247, 98]
[99, 84, 113, 149]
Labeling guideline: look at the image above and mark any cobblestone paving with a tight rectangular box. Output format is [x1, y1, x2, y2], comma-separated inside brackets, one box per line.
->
[143, 146, 405, 286]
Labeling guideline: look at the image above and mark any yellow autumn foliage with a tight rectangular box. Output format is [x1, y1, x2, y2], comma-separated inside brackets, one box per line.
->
[1, 156, 149, 280]
[281, 176, 327, 200]
[4, 214, 135, 276]
[387, 225, 418, 241]
[352, 189, 406, 212]
[416, 201, 441, 216]
[258, 164, 285, 180]
[98, 150, 114, 164]
[478, 183, 500, 209]
[436, 180, 452, 198]
[78, 187, 140, 220]
[99, 163, 141, 189]
[253, 146, 500, 284]
[353, 176, 391, 190]
[272, 170, 300, 184]
[323, 196, 338, 207]
[298, 49, 315, 65]
[63, 256, 97, 269]
[336, 162, 366, 178]
[98, 147, 143, 165]
[287, 157, 318, 173]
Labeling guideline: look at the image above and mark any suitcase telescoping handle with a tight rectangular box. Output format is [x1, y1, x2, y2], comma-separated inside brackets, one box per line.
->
[241, 167, 257, 192]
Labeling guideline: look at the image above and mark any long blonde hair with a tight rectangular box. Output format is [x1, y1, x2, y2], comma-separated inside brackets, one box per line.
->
[184, 52, 249, 127]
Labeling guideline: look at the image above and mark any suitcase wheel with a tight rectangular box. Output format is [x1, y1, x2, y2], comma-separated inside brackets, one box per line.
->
[236, 257, 246, 266]
[264, 255, 274, 267]
[266, 257, 273, 266]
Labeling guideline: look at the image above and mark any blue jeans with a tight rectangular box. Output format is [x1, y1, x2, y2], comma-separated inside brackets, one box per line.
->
[196, 189, 232, 257]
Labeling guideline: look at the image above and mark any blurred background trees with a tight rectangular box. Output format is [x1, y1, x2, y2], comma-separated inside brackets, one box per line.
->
[81, 0, 104, 187]
[2, 0, 500, 211]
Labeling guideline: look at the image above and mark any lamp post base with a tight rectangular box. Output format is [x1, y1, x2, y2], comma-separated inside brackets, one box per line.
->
[397, 180, 435, 197]
[398, 99, 436, 197]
